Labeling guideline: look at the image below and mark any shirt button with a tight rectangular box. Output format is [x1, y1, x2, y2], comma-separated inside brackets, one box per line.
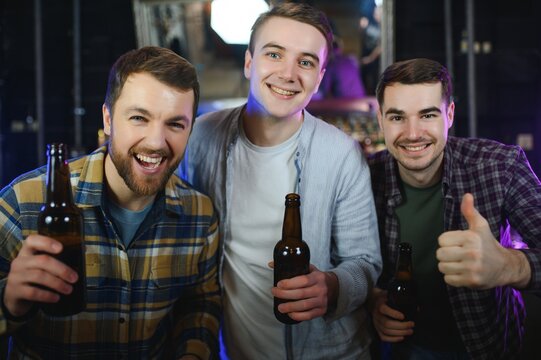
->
[119, 317, 125, 324]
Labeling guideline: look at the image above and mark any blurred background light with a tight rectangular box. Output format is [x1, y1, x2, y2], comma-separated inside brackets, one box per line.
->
[210, 0, 269, 45]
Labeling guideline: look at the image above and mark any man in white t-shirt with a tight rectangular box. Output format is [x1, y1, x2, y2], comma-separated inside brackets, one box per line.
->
[181, 3, 382, 359]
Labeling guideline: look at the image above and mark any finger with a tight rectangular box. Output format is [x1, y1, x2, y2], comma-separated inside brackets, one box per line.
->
[272, 284, 320, 301]
[268, 261, 274, 269]
[278, 296, 323, 314]
[17, 253, 79, 284]
[436, 246, 466, 262]
[461, 193, 484, 230]
[379, 302, 407, 321]
[438, 231, 467, 248]
[437, 261, 464, 275]
[276, 273, 314, 290]
[19, 235, 63, 257]
[287, 307, 326, 321]
[14, 282, 61, 304]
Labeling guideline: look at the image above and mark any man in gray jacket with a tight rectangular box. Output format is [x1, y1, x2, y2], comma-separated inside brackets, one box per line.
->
[180, 3, 381, 359]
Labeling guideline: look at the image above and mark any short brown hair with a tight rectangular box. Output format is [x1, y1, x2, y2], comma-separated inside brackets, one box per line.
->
[104, 46, 199, 122]
[376, 58, 453, 108]
[248, 3, 334, 68]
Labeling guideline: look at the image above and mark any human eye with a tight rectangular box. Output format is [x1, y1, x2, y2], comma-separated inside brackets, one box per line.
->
[421, 113, 437, 119]
[130, 115, 146, 123]
[169, 121, 187, 131]
[266, 51, 280, 60]
[299, 59, 315, 68]
[388, 115, 403, 122]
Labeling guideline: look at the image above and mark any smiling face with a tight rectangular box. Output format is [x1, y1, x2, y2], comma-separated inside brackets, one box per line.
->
[244, 16, 327, 121]
[378, 82, 454, 187]
[103, 72, 194, 202]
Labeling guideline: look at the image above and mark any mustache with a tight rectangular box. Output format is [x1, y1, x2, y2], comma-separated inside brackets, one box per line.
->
[128, 147, 170, 158]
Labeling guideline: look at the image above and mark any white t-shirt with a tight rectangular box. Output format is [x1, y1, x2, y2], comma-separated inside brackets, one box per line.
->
[223, 124, 300, 359]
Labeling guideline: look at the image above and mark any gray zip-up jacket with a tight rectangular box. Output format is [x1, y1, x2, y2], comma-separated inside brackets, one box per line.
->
[180, 105, 381, 359]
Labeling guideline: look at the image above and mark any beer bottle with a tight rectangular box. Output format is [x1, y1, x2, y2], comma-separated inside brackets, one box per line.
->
[38, 143, 86, 316]
[273, 193, 310, 324]
[387, 242, 417, 321]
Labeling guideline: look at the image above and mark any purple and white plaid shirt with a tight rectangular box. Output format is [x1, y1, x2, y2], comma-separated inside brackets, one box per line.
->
[368, 136, 541, 360]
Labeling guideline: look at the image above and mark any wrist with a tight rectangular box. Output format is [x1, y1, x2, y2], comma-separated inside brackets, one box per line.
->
[506, 249, 531, 289]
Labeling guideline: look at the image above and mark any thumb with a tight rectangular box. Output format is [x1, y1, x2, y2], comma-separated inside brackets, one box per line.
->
[461, 193, 483, 229]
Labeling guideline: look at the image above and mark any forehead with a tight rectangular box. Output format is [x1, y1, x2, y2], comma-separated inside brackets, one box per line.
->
[383, 82, 444, 110]
[253, 16, 327, 56]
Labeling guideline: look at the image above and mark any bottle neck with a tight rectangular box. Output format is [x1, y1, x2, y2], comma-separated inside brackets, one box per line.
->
[46, 153, 74, 206]
[395, 251, 413, 281]
[282, 205, 302, 240]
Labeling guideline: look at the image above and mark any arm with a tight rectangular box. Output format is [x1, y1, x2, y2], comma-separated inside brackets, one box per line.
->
[0, 186, 78, 335]
[272, 142, 382, 321]
[173, 210, 221, 360]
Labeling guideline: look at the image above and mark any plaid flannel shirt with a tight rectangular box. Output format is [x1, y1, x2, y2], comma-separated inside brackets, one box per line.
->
[0, 146, 221, 359]
[368, 136, 541, 360]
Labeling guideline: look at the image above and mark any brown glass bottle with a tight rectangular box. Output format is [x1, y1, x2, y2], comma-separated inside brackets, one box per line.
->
[387, 242, 417, 321]
[273, 193, 310, 324]
[38, 143, 86, 316]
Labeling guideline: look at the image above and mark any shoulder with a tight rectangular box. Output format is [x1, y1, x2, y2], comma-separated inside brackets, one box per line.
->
[448, 137, 523, 164]
[166, 173, 216, 217]
[304, 112, 359, 152]
[1, 166, 47, 205]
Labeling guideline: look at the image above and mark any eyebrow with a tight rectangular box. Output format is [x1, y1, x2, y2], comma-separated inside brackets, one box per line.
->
[384, 106, 442, 117]
[261, 42, 321, 65]
[125, 106, 192, 124]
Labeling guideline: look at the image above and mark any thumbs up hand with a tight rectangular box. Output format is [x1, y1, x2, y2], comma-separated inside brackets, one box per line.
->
[436, 193, 531, 290]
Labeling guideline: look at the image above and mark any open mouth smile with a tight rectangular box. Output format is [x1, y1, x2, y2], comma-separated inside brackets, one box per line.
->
[401, 144, 430, 152]
[135, 153, 164, 170]
[268, 84, 299, 96]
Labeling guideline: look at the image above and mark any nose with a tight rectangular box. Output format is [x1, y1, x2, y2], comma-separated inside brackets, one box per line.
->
[145, 123, 168, 150]
[404, 119, 422, 139]
[278, 59, 296, 82]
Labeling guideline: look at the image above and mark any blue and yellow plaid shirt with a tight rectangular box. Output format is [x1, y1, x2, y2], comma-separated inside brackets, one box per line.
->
[0, 146, 221, 359]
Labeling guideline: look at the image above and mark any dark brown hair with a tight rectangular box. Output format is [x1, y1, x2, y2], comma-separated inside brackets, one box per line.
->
[248, 3, 333, 68]
[376, 58, 453, 108]
[104, 46, 199, 121]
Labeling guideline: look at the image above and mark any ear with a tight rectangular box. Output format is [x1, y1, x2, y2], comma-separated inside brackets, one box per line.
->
[244, 49, 253, 80]
[376, 107, 384, 132]
[102, 104, 112, 136]
[446, 101, 455, 129]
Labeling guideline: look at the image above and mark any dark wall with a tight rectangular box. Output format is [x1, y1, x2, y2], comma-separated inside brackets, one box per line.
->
[395, 0, 541, 176]
[0, 0, 136, 187]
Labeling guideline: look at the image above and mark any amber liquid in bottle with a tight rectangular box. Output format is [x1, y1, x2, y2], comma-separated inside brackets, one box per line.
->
[273, 193, 310, 324]
[38, 143, 86, 316]
[387, 242, 417, 321]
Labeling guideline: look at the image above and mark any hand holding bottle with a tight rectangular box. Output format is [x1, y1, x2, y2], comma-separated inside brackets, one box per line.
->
[3, 234, 79, 318]
[272, 264, 338, 322]
[369, 287, 414, 342]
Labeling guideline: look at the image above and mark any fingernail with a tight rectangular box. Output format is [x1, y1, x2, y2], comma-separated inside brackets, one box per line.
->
[70, 273, 79, 283]
[52, 243, 62, 252]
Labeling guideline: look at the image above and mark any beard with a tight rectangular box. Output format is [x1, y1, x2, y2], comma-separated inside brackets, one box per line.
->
[107, 139, 180, 196]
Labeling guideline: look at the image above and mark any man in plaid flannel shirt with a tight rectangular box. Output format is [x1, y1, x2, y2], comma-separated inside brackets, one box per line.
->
[0, 47, 220, 359]
[368, 58, 540, 359]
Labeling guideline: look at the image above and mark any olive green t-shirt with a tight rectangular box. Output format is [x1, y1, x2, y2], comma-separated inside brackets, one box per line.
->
[394, 181, 465, 351]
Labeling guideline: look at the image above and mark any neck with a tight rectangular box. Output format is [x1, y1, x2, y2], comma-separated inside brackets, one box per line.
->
[398, 160, 444, 188]
[242, 105, 303, 147]
[104, 154, 156, 211]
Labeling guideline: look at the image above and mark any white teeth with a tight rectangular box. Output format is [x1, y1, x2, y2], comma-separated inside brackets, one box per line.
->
[136, 154, 163, 168]
[404, 145, 427, 151]
[270, 85, 296, 96]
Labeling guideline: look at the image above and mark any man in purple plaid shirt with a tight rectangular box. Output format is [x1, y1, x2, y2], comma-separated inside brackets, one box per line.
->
[367, 58, 541, 359]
